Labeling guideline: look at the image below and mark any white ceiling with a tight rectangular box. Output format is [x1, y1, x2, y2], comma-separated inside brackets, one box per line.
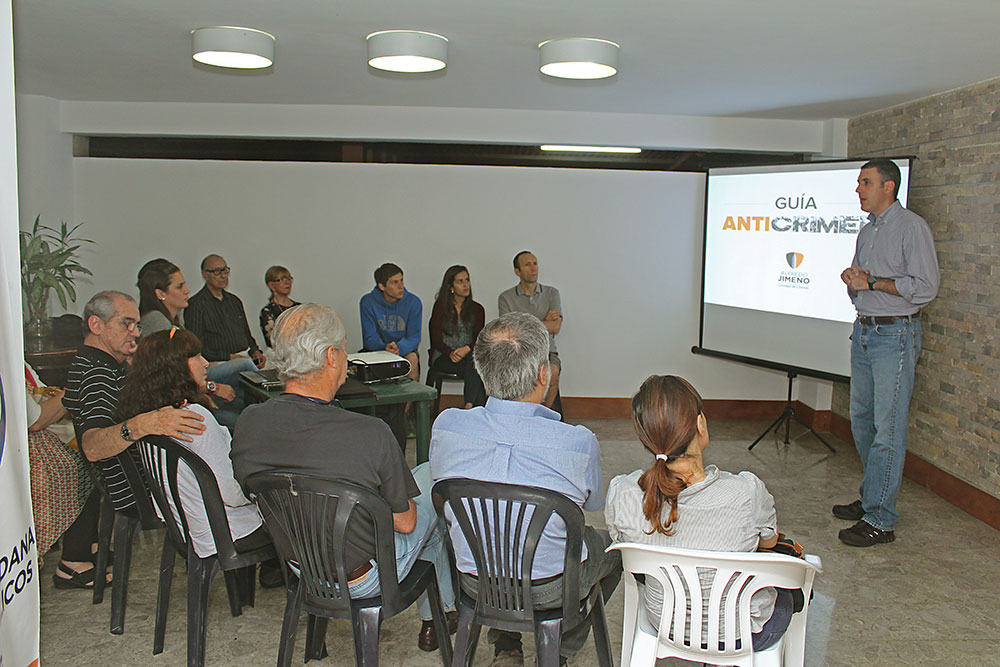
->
[11, 0, 1000, 121]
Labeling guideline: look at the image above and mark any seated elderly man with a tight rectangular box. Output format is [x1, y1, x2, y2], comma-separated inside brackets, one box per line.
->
[61, 291, 206, 586]
[230, 303, 456, 652]
[430, 312, 621, 667]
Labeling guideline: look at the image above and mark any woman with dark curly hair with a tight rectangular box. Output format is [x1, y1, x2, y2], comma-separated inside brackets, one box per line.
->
[116, 329, 277, 578]
[428, 265, 486, 408]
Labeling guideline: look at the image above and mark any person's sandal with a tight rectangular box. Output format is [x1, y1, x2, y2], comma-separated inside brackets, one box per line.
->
[52, 562, 97, 590]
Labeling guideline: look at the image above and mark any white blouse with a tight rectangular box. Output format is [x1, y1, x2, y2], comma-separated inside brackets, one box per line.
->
[605, 465, 778, 634]
[157, 404, 263, 558]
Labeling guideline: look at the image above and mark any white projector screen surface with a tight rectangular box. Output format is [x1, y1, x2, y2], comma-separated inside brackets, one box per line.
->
[700, 159, 911, 379]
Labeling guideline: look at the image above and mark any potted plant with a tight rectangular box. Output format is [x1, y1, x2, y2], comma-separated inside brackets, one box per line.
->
[19, 216, 94, 337]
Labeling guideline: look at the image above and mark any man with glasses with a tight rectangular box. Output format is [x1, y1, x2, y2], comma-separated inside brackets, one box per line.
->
[186, 254, 266, 370]
[64, 291, 206, 547]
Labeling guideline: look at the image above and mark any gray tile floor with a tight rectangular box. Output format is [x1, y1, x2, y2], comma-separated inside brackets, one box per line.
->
[38, 418, 1000, 666]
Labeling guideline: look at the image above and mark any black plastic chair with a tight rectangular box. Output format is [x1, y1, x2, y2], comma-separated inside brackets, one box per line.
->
[426, 366, 463, 416]
[431, 479, 613, 667]
[91, 449, 174, 636]
[135, 435, 277, 666]
[244, 472, 453, 667]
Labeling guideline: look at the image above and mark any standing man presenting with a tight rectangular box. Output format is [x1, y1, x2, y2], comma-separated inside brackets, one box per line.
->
[834, 158, 939, 547]
[498, 251, 562, 410]
[360, 262, 422, 383]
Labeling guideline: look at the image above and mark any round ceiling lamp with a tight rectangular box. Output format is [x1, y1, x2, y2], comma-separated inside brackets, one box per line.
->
[539, 38, 619, 80]
[367, 30, 448, 73]
[191, 26, 275, 69]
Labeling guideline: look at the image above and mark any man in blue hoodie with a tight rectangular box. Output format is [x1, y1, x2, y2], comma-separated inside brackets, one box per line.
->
[360, 262, 422, 382]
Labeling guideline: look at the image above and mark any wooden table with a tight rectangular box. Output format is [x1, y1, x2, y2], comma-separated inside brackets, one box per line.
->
[241, 378, 439, 464]
[24, 334, 82, 387]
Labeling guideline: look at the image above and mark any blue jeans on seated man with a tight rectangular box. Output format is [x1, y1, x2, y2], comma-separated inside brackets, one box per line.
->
[348, 462, 456, 620]
[207, 357, 257, 429]
[849, 318, 922, 531]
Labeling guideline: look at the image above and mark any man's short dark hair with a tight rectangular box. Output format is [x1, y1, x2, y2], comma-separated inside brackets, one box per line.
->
[513, 250, 532, 271]
[860, 158, 901, 199]
[374, 263, 403, 288]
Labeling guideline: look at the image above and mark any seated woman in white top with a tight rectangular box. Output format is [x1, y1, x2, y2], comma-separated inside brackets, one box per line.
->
[605, 374, 794, 652]
[116, 328, 273, 565]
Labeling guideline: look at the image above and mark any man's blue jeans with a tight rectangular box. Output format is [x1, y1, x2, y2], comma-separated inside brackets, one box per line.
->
[849, 318, 922, 530]
[206, 357, 257, 428]
[348, 463, 456, 620]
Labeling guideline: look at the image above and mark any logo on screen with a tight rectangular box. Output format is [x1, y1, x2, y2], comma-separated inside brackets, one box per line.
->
[785, 252, 804, 269]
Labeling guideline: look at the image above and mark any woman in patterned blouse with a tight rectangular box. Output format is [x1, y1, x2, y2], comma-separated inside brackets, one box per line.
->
[259, 265, 300, 348]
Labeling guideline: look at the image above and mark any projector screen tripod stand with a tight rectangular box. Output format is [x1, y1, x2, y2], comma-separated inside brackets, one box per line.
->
[748, 371, 836, 452]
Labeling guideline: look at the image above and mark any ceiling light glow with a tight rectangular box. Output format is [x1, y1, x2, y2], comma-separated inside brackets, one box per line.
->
[539, 38, 619, 80]
[191, 26, 275, 69]
[540, 145, 641, 154]
[367, 30, 448, 73]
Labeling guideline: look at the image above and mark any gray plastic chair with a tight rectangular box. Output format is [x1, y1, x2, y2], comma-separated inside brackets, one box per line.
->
[432, 478, 612, 667]
[245, 472, 453, 667]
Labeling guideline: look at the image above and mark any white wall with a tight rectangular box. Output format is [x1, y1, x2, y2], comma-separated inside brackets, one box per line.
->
[15, 94, 73, 227]
[73, 158, 792, 400]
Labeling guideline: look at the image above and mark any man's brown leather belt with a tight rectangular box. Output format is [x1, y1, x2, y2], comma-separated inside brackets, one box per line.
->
[346, 561, 373, 584]
[857, 312, 920, 326]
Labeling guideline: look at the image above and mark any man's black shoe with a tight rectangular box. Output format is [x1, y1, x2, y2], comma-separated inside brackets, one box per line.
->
[417, 610, 459, 652]
[832, 499, 864, 521]
[258, 560, 285, 588]
[839, 520, 895, 547]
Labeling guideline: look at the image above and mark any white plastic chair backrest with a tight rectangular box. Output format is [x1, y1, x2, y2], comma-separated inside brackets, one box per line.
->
[607, 543, 821, 667]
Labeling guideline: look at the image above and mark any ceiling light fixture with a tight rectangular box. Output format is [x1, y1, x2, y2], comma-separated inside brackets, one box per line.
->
[538, 38, 619, 80]
[191, 26, 275, 69]
[367, 30, 448, 73]
[540, 145, 641, 154]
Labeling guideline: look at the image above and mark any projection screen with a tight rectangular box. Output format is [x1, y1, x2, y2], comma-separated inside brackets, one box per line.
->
[698, 158, 912, 380]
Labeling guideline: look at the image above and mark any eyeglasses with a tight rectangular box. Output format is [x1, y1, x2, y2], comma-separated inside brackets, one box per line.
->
[205, 266, 231, 276]
[119, 318, 142, 333]
[271, 276, 293, 283]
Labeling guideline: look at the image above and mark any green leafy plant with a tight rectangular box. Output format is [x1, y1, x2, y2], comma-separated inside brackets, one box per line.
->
[19, 216, 94, 326]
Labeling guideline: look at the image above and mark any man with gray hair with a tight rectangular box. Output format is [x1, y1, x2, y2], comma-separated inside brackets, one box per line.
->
[430, 312, 619, 667]
[230, 303, 456, 652]
[60, 290, 206, 588]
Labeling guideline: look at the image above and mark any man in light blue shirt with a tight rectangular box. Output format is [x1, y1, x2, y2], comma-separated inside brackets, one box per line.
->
[835, 158, 939, 548]
[430, 312, 620, 666]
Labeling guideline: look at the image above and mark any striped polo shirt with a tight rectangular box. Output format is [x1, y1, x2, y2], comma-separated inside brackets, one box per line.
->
[63, 345, 137, 511]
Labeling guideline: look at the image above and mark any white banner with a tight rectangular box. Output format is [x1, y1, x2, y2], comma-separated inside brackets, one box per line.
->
[0, 0, 41, 663]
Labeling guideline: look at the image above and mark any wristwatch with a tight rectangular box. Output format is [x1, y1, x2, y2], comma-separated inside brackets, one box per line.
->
[867, 275, 878, 290]
[206, 381, 218, 395]
[120, 419, 135, 442]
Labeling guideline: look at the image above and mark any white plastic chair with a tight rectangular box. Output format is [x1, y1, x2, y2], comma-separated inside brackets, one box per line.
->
[606, 543, 822, 667]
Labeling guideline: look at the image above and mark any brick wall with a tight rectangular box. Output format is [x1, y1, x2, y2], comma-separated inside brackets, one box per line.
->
[839, 77, 1000, 498]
